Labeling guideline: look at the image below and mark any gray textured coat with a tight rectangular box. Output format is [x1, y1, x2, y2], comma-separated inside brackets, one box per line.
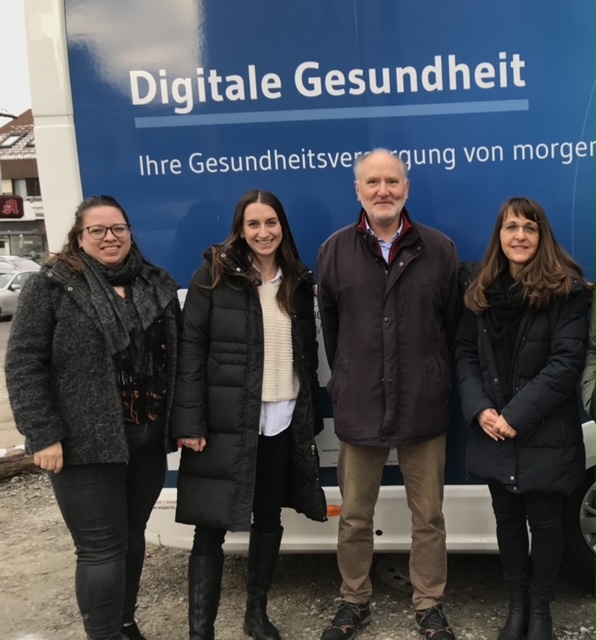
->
[5, 261, 180, 465]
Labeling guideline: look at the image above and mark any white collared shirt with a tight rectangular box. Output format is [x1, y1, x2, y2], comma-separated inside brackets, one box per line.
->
[365, 217, 404, 262]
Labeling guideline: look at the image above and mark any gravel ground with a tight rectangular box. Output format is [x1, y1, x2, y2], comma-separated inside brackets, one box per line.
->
[0, 472, 593, 640]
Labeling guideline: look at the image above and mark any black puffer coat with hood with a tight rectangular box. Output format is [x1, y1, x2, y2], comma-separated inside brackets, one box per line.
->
[173, 248, 327, 531]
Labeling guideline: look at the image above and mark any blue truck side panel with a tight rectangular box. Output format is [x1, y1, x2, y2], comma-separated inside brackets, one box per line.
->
[63, 0, 595, 486]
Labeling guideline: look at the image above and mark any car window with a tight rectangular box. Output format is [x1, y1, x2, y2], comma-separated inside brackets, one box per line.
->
[0, 273, 13, 288]
[11, 272, 34, 287]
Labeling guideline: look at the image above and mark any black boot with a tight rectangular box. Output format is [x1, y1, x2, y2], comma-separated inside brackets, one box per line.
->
[526, 595, 553, 640]
[243, 527, 283, 640]
[121, 622, 147, 640]
[188, 553, 224, 640]
[498, 591, 529, 640]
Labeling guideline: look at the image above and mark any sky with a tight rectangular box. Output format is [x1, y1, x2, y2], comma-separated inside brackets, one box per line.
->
[0, 0, 32, 121]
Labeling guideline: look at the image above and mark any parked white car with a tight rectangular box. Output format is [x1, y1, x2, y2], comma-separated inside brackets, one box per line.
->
[0, 267, 40, 319]
[0, 255, 41, 270]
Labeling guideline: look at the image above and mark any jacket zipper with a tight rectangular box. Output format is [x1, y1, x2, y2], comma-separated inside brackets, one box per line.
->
[508, 311, 531, 401]
[478, 315, 507, 413]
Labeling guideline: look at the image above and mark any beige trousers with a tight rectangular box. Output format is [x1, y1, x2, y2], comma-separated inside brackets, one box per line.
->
[337, 434, 447, 610]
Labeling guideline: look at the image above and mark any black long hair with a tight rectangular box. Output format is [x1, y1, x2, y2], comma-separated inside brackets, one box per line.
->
[208, 190, 300, 314]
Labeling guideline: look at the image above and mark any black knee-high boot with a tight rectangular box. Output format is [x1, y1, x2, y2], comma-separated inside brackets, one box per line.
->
[526, 595, 553, 640]
[243, 527, 283, 640]
[188, 553, 224, 640]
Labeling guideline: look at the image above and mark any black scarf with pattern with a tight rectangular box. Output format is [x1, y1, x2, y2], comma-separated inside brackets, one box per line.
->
[79, 247, 176, 376]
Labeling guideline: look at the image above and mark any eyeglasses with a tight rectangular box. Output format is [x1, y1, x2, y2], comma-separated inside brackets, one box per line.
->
[83, 224, 131, 239]
[501, 223, 539, 236]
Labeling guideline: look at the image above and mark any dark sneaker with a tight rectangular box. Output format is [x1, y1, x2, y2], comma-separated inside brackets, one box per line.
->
[416, 604, 456, 639]
[320, 601, 372, 640]
[121, 621, 147, 640]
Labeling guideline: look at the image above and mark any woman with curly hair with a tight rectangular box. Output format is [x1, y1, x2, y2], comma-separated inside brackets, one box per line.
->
[6, 195, 180, 640]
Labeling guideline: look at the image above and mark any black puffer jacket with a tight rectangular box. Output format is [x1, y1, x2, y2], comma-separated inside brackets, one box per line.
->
[455, 265, 588, 495]
[173, 250, 327, 531]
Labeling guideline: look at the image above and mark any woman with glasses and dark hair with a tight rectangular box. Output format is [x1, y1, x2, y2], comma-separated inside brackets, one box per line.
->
[173, 189, 327, 640]
[6, 195, 180, 640]
[455, 197, 592, 640]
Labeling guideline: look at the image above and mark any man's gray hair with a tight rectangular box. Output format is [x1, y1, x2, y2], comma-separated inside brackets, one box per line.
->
[353, 148, 409, 180]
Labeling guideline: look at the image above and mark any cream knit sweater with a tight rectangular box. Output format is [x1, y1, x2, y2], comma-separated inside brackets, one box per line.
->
[258, 281, 299, 402]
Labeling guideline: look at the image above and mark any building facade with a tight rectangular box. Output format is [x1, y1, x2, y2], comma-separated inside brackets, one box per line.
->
[0, 110, 47, 260]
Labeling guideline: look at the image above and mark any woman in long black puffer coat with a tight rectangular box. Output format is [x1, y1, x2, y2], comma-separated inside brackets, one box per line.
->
[172, 189, 327, 640]
[455, 197, 592, 640]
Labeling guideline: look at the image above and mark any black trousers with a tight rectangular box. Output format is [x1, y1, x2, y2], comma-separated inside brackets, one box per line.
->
[50, 423, 167, 640]
[488, 481, 564, 601]
[192, 428, 291, 555]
